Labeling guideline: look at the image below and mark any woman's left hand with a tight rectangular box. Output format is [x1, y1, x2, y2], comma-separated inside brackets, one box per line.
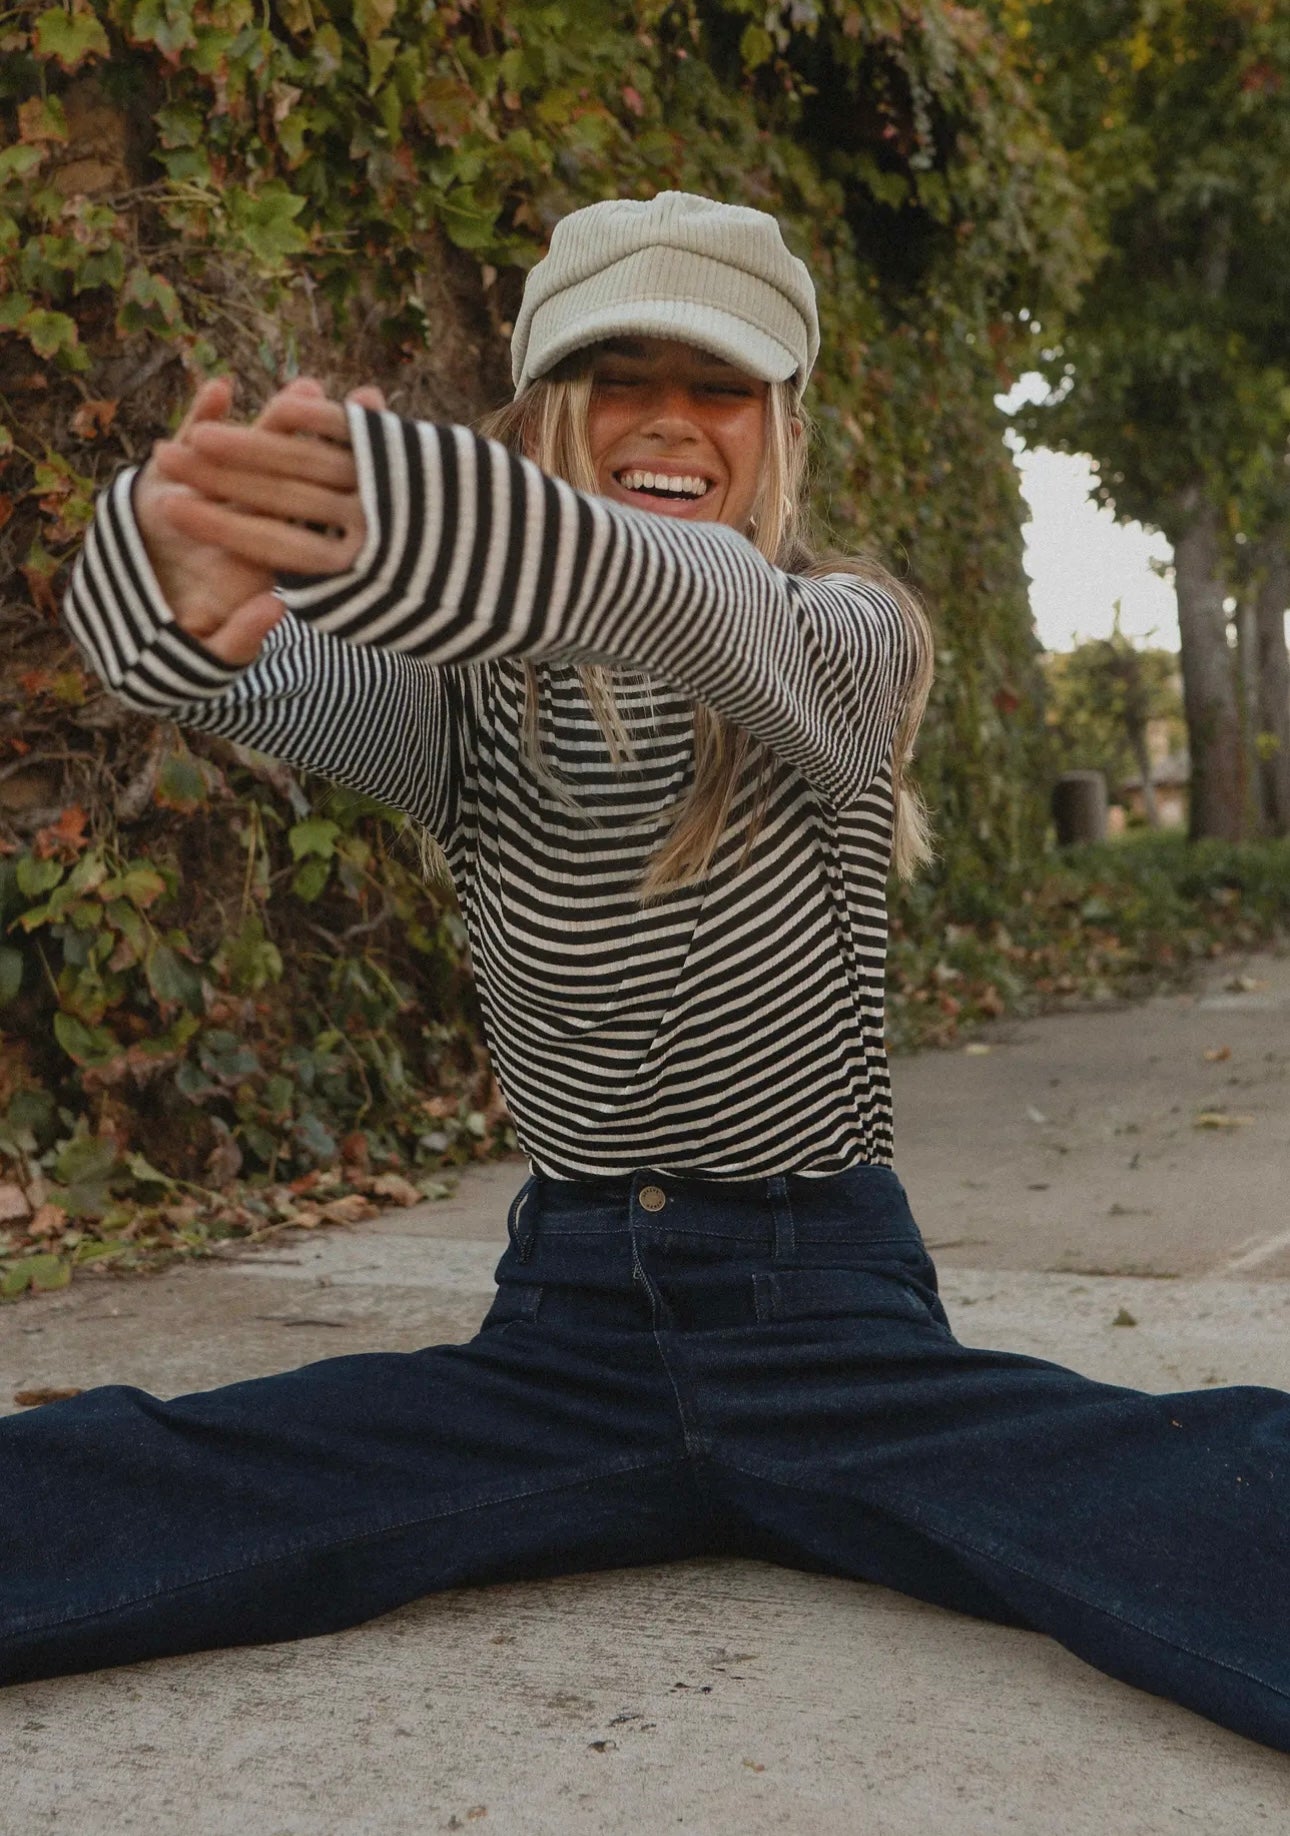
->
[152, 380, 383, 576]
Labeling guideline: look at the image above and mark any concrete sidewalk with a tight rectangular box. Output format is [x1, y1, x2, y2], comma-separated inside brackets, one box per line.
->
[4, 957, 1290, 1832]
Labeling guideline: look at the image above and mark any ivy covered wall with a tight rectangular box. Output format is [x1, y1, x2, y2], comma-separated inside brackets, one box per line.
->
[0, 0, 1095, 1233]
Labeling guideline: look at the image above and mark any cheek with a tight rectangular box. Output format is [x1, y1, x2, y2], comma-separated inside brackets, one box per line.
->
[586, 401, 632, 475]
[724, 414, 767, 513]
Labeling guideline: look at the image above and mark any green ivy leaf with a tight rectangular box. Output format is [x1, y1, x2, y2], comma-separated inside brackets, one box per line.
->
[126, 1151, 173, 1186]
[18, 307, 81, 361]
[146, 942, 203, 1011]
[0, 145, 45, 185]
[99, 864, 167, 909]
[115, 267, 183, 337]
[54, 1130, 119, 1189]
[288, 816, 341, 861]
[227, 183, 309, 270]
[291, 856, 331, 903]
[436, 191, 502, 252]
[128, 0, 197, 61]
[353, 0, 397, 45]
[34, 8, 109, 70]
[16, 855, 63, 899]
[6, 1089, 55, 1144]
[29, 1252, 72, 1292]
[0, 946, 22, 1006]
[739, 23, 775, 70]
[155, 752, 209, 812]
[52, 1011, 117, 1064]
[2, 1261, 37, 1299]
[216, 917, 283, 994]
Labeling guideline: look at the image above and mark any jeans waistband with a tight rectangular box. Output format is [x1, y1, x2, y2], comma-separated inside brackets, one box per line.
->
[507, 1163, 920, 1261]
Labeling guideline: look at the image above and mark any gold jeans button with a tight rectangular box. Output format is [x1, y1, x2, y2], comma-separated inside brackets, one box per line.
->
[638, 1184, 667, 1213]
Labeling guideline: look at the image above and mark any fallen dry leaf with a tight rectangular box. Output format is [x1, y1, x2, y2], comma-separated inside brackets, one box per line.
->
[1203, 1045, 1232, 1062]
[14, 1386, 83, 1408]
[370, 1173, 422, 1207]
[1192, 1112, 1254, 1129]
[0, 1183, 31, 1225]
[317, 1194, 377, 1225]
[27, 1202, 68, 1239]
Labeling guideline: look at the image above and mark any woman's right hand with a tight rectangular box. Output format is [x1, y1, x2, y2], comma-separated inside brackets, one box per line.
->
[133, 375, 384, 667]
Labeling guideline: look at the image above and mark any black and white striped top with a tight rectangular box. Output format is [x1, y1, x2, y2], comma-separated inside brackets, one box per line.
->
[65, 408, 917, 1179]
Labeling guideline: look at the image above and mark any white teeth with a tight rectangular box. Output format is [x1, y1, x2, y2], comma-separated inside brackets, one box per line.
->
[617, 469, 709, 498]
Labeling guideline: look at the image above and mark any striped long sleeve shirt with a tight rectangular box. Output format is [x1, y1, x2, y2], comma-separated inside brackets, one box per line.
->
[64, 407, 917, 1180]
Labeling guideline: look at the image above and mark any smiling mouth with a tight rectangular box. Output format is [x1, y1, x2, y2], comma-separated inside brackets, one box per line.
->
[614, 468, 713, 501]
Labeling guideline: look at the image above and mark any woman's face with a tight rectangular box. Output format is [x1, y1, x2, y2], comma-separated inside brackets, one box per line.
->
[586, 337, 768, 532]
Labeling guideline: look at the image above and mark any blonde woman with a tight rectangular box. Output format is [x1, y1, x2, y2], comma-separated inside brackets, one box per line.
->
[10, 193, 1290, 1753]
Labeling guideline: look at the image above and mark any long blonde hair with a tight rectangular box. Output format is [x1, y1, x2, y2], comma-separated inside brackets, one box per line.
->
[467, 360, 934, 897]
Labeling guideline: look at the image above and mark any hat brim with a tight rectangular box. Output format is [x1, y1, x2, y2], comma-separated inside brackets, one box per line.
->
[518, 290, 802, 395]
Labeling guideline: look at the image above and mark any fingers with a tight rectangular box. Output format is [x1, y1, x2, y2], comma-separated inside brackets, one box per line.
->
[153, 439, 359, 524]
[176, 375, 235, 441]
[347, 385, 387, 412]
[156, 424, 357, 491]
[256, 376, 327, 430]
[156, 491, 363, 577]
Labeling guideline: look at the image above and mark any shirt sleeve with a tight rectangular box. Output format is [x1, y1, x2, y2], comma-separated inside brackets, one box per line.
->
[277, 407, 919, 809]
[61, 467, 465, 839]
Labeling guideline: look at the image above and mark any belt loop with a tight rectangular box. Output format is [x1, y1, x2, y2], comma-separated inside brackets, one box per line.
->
[507, 1179, 537, 1262]
[769, 1174, 796, 1263]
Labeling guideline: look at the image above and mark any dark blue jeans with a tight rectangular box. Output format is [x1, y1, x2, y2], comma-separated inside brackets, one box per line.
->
[3, 1165, 1289, 1749]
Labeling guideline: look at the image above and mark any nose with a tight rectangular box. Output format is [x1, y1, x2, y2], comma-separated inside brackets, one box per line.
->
[638, 383, 701, 442]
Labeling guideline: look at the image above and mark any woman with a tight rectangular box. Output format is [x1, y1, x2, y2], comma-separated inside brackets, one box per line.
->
[11, 192, 1290, 1750]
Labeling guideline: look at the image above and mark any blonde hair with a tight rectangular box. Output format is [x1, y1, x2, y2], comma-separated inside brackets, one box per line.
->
[463, 359, 934, 896]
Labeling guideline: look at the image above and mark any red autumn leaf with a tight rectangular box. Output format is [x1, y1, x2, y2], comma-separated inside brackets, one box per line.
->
[0, 495, 13, 532]
[70, 397, 118, 441]
[34, 804, 90, 860]
[340, 1129, 370, 1169]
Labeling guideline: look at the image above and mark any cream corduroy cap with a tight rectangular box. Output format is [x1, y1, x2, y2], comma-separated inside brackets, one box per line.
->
[510, 191, 820, 397]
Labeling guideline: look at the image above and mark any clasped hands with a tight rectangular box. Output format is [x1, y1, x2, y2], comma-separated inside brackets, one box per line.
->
[136, 375, 383, 667]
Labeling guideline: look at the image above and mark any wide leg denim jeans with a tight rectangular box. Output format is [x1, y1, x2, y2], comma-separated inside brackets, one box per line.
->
[3, 1165, 1289, 1749]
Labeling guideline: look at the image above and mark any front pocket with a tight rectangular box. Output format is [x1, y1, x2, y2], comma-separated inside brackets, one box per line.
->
[752, 1266, 948, 1331]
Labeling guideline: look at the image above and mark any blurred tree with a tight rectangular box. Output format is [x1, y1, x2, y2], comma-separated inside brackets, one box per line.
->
[1044, 615, 1183, 822]
[1004, 0, 1290, 842]
[1249, 525, 1290, 834]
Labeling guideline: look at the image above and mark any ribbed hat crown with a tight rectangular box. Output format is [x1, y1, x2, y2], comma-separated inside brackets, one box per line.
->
[511, 191, 819, 396]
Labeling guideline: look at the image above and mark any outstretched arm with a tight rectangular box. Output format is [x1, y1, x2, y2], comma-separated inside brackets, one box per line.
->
[63, 382, 465, 839]
[156, 391, 919, 809]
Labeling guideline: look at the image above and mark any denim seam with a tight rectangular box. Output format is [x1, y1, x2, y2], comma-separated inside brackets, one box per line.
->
[649, 1329, 713, 1460]
[7, 1450, 690, 1641]
[877, 1479, 1290, 1707]
[770, 1175, 796, 1263]
[711, 1454, 1290, 1707]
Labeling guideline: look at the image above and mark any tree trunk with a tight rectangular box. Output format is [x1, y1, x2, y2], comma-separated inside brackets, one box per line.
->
[1236, 590, 1265, 833]
[1172, 486, 1246, 840]
[1254, 539, 1290, 837]
[1127, 722, 1160, 826]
